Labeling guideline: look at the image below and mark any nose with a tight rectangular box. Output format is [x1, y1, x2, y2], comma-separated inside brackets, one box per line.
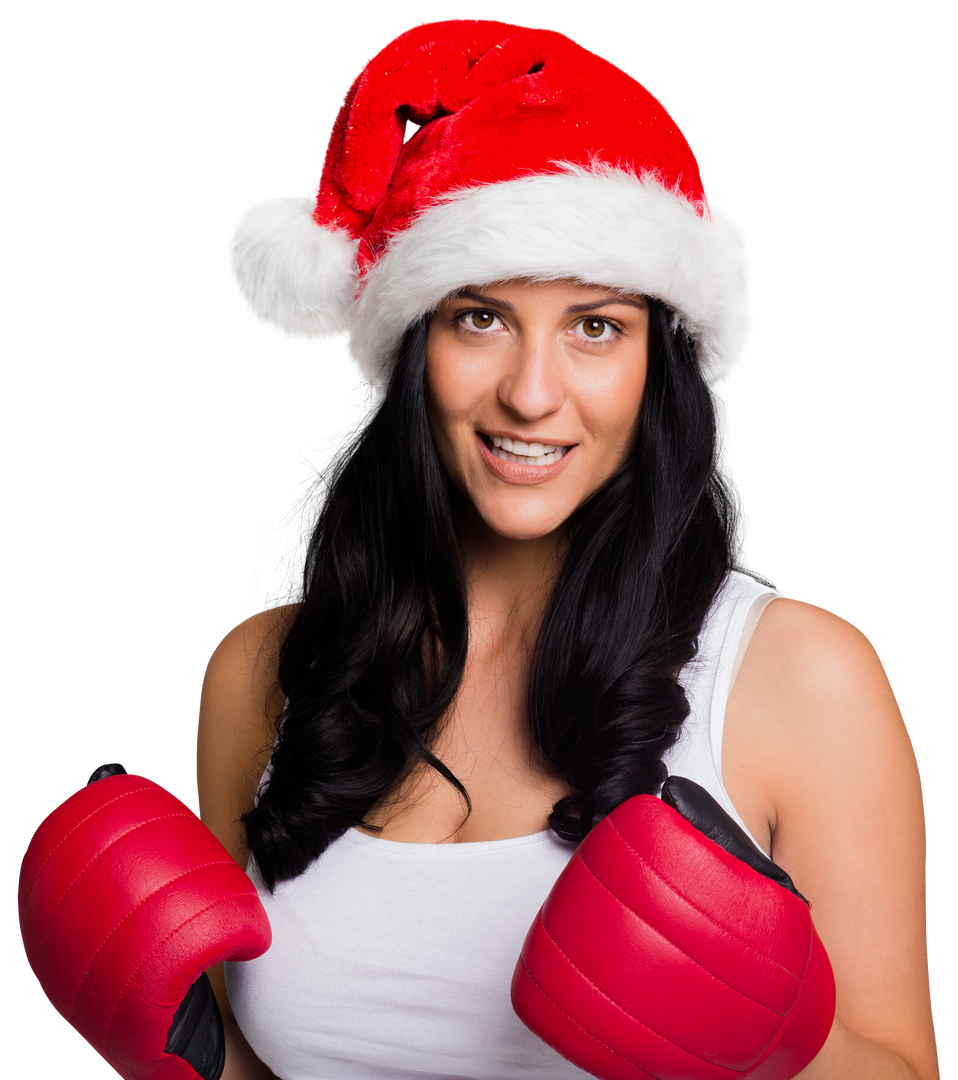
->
[497, 335, 565, 420]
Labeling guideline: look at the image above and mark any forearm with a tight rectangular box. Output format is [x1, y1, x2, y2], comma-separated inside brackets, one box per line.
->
[222, 1018, 279, 1080]
[800, 1018, 935, 1080]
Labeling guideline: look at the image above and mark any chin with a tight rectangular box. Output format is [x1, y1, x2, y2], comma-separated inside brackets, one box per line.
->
[478, 504, 572, 543]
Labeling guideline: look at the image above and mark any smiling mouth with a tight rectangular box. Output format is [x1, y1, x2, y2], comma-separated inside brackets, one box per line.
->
[480, 433, 573, 466]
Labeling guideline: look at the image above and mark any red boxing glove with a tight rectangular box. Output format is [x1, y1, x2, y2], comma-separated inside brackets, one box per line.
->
[19, 765, 271, 1080]
[512, 778, 835, 1080]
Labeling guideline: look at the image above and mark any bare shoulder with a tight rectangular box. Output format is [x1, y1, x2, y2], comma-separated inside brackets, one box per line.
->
[197, 605, 298, 866]
[727, 598, 914, 807]
[727, 596, 918, 835]
[725, 598, 937, 1076]
[737, 597, 894, 703]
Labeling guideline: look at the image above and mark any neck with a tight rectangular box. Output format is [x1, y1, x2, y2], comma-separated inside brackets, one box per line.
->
[454, 502, 566, 649]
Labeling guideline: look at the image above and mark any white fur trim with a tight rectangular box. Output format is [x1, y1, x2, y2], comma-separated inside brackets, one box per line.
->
[232, 197, 358, 336]
[351, 166, 745, 386]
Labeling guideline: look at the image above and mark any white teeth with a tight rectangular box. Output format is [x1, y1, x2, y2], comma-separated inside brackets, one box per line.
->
[487, 439, 570, 467]
[494, 434, 561, 455]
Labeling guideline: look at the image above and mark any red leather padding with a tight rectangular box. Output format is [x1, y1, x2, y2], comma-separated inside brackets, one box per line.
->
[512, 795, 835, 1080]
[19, 774, 271, 1080]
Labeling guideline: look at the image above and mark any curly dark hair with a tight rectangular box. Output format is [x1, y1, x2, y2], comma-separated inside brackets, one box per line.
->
[243, 298, 738, 890]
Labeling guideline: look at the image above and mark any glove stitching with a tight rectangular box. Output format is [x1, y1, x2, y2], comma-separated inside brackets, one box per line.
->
[105, 892, 260, 1057]
[570, 838, 794, 1023]
[21, 786, 155, 903]
[67, 859, 238, 1023]
[532, 914, 743, 1074]
[574, 842, 790, 1019]
[33, 813, 195, 962]
[515, 955, 664, 1080]
[606, 819, 803, 982]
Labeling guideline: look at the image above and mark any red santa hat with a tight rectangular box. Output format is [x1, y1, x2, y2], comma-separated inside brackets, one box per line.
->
[233, 19, 744, 385]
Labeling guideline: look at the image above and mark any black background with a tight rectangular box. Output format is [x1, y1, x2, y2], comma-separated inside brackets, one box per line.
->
[18, 8, 928, 1071]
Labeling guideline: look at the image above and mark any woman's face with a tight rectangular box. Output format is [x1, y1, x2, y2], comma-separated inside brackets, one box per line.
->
[426, 279, 650, 542]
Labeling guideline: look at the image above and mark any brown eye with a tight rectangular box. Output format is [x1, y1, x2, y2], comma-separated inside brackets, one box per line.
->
[470, 310, 495, 330]
[582, 318, 608, 339]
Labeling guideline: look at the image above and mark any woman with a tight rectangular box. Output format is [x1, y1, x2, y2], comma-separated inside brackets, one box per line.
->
[198, 19, 937, 1080]
[198, 19, 941, 1080]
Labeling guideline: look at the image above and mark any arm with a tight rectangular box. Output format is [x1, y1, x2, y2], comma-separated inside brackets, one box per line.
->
[724, 599, 938, 1080]
[512, 598, 938, 1080]
[797, 1021, 931, 1080]
[197, 606, 296, 1080]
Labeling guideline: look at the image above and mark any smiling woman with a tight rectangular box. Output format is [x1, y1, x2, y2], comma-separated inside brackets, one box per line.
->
[426, 282, 650, 539]
[19, 15, 938, 1080]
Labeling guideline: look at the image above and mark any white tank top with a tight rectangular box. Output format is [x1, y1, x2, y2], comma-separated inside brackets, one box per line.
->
[225, 570, 778, 1079]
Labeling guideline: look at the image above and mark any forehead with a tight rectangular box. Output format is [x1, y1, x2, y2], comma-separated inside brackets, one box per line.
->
[441, 279, 649, 310]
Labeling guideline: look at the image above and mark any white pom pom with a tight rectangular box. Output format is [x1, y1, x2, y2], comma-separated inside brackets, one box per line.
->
[221, 190, 358, 347]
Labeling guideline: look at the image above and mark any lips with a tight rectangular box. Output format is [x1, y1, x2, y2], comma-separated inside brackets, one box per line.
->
[477, 432, 576, 483]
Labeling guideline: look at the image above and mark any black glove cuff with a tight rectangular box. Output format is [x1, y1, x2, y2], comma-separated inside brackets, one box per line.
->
[87, 763, 127, 784]
[661, 776, 808, 905]
[166, 971, 226, 1080]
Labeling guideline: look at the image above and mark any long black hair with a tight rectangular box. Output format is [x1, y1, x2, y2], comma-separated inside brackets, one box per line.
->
[243, 298, 738, 889]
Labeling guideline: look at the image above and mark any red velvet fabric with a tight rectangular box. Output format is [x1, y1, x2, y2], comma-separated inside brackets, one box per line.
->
[313, 20, 705, 276]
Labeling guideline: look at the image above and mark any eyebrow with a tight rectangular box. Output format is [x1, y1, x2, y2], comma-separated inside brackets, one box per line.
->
[449, 290, 648, 313]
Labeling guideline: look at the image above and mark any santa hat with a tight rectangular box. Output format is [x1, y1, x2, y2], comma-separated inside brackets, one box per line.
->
[233, 20, 744, 386]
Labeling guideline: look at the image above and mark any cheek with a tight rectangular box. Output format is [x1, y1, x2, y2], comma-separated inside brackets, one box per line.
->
[620, 333, 650, 409]
[580, 358, 648, 449]
[425, 352, 453, 429]
[425, 339, 500, 430]
[424, 347, 482, 472]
